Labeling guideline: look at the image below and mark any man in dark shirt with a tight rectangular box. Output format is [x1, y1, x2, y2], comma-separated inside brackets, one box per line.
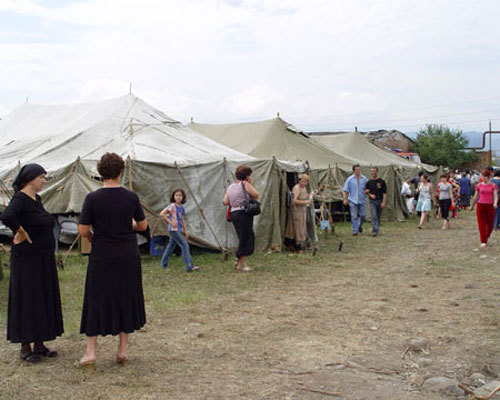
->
[365, 166, 387, 237]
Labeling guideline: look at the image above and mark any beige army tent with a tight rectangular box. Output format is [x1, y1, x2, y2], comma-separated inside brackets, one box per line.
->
[309, 131, 439, 180]
[0, 95, 304, 252]
[189, 118, 414, 220]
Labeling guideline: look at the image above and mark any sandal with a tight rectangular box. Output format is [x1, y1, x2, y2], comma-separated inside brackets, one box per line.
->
[74, 359, 96, 370]
[20, 351, 41, 364]
[116, 355, 129, 365]
[34, 346, 58, 358]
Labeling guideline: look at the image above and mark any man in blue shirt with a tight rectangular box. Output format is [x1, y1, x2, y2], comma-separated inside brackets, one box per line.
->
[459, 170, 471, 210]
[343, 164, 368, 235]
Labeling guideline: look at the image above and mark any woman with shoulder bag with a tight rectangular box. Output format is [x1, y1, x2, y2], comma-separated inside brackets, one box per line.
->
[223, 165, 259, 272]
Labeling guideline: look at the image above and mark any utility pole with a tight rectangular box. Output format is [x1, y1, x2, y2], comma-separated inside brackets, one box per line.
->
[489, 120, 492, 167]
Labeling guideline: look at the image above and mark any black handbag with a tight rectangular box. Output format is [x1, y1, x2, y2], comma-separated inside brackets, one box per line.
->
[241, 182, 261, 216]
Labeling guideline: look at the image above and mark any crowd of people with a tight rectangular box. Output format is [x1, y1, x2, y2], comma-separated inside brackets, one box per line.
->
[0, 157, 498, 367]
[402, 167, 499, 246]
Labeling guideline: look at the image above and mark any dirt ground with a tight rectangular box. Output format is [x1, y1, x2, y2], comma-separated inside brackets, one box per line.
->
[0, 211, 499, 399]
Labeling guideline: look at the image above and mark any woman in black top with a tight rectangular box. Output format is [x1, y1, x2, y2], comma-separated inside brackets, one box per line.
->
[76, 153, 148, 368]
[0, 164, 63, 363]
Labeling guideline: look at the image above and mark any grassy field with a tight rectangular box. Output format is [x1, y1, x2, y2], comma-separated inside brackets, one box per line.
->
[0, 211, 499, 399]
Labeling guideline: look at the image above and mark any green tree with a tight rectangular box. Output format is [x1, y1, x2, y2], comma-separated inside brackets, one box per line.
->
[412, 124, 478, 169]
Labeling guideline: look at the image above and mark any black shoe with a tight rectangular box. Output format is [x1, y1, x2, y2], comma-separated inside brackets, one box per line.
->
[20, 351, 41, 363]
[359, 226, 363, 233]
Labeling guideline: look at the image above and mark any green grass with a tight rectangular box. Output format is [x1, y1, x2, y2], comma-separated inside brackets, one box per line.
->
[0, 229, 339, 334]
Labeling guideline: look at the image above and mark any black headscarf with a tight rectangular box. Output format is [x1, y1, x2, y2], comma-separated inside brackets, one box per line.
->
[12, 163, 47, 192]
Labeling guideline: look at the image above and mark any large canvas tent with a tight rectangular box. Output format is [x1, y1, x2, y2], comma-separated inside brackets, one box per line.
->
[309, 131, 440, 180]
[189, 118, 413, 220]
[0, 95, 304, 251]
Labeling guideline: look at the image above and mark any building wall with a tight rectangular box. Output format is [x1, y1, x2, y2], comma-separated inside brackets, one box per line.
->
[464, 151, 491, 171]
[363, 130, 414, 152]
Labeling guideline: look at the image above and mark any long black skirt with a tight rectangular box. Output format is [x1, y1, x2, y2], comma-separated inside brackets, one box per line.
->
[8, 249, 64, 343]
[80, 255, 146, 336]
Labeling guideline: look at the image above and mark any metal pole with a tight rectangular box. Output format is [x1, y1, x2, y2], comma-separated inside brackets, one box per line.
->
[489, 120, 492, 167]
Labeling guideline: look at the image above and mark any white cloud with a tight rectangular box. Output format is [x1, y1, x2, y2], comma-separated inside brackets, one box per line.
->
[0, 0, 500, 136]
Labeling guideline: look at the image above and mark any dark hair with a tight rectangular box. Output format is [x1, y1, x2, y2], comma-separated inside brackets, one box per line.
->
[486, 166, 494, 172]
[170, 188, 186, 204]
[371, 166, 379, 172]
[440, 173, 448, 179]
[421, 174, 429, 181]
[235, 165, 252, 181]
[352, 164, 361, 171]
[494, 170, 500, 177]
[97, 152, 125, 180]
[418, 171, 424, 177]
[482, 169, 492, 178]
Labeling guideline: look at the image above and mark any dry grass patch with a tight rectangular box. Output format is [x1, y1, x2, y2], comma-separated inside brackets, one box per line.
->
[0, 211, 499, 399]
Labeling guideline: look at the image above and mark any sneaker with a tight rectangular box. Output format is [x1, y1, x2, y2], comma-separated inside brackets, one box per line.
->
[359, 226, 363, 233]
[191, 266, 200, 271]
[372, 232, 378, 237]
[352, 232, 358, 236]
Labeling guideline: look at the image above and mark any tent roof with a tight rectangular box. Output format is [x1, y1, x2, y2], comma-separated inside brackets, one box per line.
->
[310, 131, 420, 167]
[310, 131, 436, 170]
[0, 94, 253, 170]
[189, 118, 355, 169]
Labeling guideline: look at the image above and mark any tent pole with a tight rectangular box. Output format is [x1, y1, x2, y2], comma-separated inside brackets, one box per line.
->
[222, 158, 230, 260]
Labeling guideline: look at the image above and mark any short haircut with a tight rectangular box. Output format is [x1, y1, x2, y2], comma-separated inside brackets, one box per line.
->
[421, 174, 429, 181]
[487, 166, 494, 172]
[418, 171, 424, 177]
[352, 164, 361, 171]
[170, 188, 187, 204]
[97, 152, 125, 180]
[371, 166, 379, 172]
[235, 165, 252, 181]
[482, 169, 492, 178]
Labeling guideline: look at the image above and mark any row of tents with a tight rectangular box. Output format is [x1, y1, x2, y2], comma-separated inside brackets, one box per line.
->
[0, 94, 442, 252]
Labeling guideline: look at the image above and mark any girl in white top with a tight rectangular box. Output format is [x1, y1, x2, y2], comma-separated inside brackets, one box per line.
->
[415, 174, 436, 229]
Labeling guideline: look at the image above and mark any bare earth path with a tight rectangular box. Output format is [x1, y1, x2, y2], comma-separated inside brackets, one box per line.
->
[1, 211, 499, 399]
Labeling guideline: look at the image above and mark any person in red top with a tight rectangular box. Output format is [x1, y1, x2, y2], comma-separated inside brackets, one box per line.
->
[470, 169, 498, 247]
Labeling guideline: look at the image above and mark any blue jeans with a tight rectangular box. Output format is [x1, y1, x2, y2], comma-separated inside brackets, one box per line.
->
[495, 206, 500, 230]
[349, 201, 366, 234]
[370, 199, 383, 234]
[160, 231, 193, 271]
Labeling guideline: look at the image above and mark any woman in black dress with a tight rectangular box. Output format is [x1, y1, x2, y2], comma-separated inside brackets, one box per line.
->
[0, 164, 63, 363]
[76, 153, 147, 368]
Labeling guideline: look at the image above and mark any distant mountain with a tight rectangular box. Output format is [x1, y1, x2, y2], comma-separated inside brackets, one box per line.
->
[462, 131, 500, 151]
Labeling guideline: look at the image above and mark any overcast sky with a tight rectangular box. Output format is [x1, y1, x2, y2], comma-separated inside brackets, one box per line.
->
[1, 0, 500, 139]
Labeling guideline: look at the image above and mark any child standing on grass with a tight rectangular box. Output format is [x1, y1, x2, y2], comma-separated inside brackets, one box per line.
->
[159, 188, 199, 272]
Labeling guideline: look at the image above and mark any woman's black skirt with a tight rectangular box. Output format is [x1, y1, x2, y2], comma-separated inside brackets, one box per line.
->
[80, 255, 146, 336]
[8, 249, 64, 343]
